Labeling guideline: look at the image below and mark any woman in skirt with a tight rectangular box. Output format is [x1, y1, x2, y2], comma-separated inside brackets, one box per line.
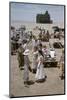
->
[32, 46, 38, 73]
[35, 50, 46, 82]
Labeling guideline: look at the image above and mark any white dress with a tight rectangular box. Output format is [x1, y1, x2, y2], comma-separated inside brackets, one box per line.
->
[35, 55, 45, 80]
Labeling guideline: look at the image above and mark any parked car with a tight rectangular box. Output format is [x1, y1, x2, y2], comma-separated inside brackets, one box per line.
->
[53, 42, 64, 49]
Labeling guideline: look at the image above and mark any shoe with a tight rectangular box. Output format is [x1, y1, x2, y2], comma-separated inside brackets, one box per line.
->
[20, 67, 24, 70]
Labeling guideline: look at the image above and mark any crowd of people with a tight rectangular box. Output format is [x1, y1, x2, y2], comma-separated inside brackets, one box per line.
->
[17, 39, 46, 86]
[17, 36, 64, 87]
[11, 26, 64, 87]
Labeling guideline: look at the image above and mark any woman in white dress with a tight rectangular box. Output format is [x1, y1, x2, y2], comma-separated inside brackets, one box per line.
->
[32, 46, 38, 73]
[35, 50, 46, 82]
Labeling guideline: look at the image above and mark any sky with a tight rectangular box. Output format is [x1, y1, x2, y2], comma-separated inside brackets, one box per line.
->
[11, 2, 64, 23]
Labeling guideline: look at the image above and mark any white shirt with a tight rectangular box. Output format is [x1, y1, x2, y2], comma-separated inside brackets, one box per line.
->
[50, 50, 55, 58]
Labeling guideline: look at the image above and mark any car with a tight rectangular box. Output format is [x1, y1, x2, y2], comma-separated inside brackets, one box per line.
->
[52, 26, 64, 32]
[53, 42, 64, 48]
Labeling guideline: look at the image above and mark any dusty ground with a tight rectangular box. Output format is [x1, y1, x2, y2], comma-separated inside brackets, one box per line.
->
[10, 37, 65, 97]
[10, 54, 64, 97]
[10, 22, 65, 97]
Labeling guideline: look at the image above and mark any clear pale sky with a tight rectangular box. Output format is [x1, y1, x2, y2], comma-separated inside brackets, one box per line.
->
[11, 2, 64, 23]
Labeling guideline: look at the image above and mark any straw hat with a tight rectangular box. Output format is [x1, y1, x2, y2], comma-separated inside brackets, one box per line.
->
[23, 49, 29, 55]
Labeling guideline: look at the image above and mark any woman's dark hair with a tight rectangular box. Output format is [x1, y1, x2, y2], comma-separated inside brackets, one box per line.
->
[38, 50, 44, 57]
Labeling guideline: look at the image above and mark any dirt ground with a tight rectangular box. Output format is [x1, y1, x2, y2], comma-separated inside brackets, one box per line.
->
[10, 21, 65, 97]
[10, 54, 64, 97]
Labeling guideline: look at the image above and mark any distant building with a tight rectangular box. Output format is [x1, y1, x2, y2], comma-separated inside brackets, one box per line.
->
[36, 11, 53, 24]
